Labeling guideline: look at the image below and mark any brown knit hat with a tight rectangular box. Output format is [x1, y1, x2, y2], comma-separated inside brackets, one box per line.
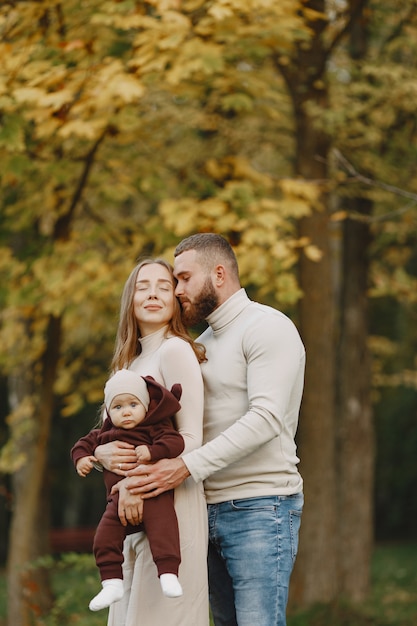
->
[104, 369, 150, 411]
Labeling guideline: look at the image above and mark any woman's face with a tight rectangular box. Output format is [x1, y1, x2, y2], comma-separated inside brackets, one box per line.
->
[133, 263, 176, 336]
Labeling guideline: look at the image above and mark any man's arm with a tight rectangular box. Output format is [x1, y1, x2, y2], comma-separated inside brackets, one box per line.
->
[184, 313, 305, 483]
[125, 457, 191, 498]
[111, 479, 144, 525]
[131, 311, 304, 496]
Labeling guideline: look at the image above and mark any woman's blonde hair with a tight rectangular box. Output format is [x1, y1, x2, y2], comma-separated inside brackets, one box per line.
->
[111, 258, 206, 371]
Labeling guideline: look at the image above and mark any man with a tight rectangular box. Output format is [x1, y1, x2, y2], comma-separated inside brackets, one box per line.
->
[128, 233, 305, 626]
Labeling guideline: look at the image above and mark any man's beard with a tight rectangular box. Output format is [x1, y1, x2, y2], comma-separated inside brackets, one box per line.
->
[181, 278, 218, 327]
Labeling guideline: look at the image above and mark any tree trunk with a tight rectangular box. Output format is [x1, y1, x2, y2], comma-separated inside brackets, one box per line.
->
[278, 0, 341, 604]
[5, 111, 102, 625]
[336, 199, 374, 602]
[7, 315, 61, 626]
[282, 0, 374, 608]
[335, 2, 374, 602]
[289, 100, 340, 604]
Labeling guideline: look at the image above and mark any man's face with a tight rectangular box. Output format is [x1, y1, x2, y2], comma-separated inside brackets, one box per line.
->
[174, 250, 219, 326]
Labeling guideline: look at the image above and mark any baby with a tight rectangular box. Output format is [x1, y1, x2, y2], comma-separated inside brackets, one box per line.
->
[71, 369, 185, 611]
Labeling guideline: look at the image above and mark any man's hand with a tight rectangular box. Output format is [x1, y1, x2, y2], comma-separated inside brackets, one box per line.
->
[111, 479, 144, 526]
[95, 440, 138, 475]
[125, 458, 191, 498]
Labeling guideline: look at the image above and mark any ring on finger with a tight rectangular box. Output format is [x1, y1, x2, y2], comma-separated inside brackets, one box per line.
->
[118, 463, 122, 470]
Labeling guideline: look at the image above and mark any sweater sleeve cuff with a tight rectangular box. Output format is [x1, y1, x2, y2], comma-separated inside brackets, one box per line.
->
[182, 450, 205, 483]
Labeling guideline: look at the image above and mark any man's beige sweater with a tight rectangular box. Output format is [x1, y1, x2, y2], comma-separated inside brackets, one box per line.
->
[183, 289, 305, 504]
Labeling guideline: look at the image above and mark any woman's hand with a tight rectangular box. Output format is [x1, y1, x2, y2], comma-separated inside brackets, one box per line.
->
[112, 479, 144, 526]
[95, 441, 138, 475]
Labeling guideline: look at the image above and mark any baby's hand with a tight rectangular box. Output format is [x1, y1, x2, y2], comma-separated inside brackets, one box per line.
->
[76, 455, 97, 477]
[135, 445, 151, 463]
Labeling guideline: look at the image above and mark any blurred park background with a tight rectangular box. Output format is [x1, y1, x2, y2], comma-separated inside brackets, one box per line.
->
[1, 1, 417, 625]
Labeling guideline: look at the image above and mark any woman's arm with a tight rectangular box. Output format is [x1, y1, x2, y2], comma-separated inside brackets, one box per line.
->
[159, 338, 204, 454]
[124, 338, 205, 498]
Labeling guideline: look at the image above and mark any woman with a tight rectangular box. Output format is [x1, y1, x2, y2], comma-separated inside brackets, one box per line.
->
[94, 259, 209, 626]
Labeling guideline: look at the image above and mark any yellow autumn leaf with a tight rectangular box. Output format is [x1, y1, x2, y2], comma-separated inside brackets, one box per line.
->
[200, 198, 228, 217]
[273, 273, 303, 305]
[302, 7, 326, 21]
[58, 119, 107, 139]
[161, 10, 191, 28]
[216, 213, 245, 233]
[331, 210, 349, 221]
[0, 76, 7, 96]
[242, 226, 280, 247]
[208, 4, 233, 19]
[258, 198, 282, 211]
[33, 116, 62, 139]
[107, 14, 145, 31]
[280, 178, 321, 203]
[108, 75, 145, 103]
[39, 89, 74, 110]
[154, 0, 182, 10]
[183, 0, 205, 9]
[93, 58, 125, 82]
[159, 198, 199, 234]
[229, 156, 273, 187]
[167, 40, 224, 83]
[13, 86, 45, 103]
[304, 244, 323, 262]
[271, 240, 291, 260]
[61, 39, 86, 52]
[253, 210, 283, 229]
[205, 158, 230, 180]
[158, 30, 189, 50]
[61, 393, 84, 417]
[129, 52, 171, 74]
[278, 198, 312, 219]
[28, 64, 71, 90]
[7, 396, 36, 428]
[86, 387, 105, 404]
[0, 440, 27, 473]
[172, 207, 201, 236]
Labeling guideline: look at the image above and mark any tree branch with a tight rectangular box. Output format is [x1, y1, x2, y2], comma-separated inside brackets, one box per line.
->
[324, 0, 369, 62]
[333, 149, 417, 203]
[54, 129, 108, 240]
[332, 149, 417, 223]
[378, 2, 417, 55]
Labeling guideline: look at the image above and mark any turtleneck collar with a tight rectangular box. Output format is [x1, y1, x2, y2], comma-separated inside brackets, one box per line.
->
[139, 325, 171, 356]
[206, 288, 250, 332]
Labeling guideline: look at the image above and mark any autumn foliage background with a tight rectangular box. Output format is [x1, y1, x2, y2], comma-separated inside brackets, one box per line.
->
[1, 1, 417, 625]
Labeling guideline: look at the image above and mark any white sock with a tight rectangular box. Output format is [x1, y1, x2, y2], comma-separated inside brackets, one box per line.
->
[89, 578, 124, 611]
[160, 573, 183, 598]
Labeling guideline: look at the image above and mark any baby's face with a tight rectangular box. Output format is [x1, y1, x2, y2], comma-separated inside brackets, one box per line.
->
[109, 393, 146, 429]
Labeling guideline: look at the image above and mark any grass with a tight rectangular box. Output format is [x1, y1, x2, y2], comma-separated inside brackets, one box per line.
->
[287, 543, 417, 626]
[0, 543, 416, 625]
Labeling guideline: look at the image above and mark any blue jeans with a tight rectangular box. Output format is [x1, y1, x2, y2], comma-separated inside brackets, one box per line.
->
[207, 493, 303, 626]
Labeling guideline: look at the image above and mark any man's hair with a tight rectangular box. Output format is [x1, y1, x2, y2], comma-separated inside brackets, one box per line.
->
[174, 233, 239, 279]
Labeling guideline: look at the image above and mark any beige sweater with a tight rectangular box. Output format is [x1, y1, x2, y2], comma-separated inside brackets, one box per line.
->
[183, 289, 305, 504]
[107, 327, 209, 626]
